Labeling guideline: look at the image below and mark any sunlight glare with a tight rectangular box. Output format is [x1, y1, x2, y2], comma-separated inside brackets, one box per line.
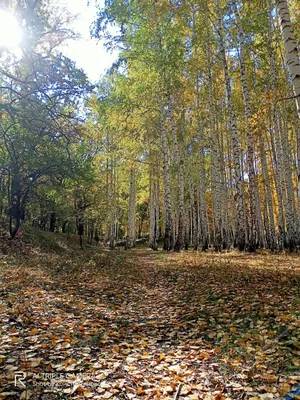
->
[0, 9, 22, 49]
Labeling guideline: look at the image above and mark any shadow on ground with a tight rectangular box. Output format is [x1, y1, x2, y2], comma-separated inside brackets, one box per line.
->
[0, 246, 299, 399]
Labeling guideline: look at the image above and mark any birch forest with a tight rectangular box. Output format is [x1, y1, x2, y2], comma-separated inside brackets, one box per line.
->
[0, 0, 300, 253]
[1, 1, 300, 399]
[91, 0, 300, 253]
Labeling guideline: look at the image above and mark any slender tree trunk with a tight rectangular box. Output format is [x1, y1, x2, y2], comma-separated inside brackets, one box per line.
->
[207, 54, 222, 251]
[105, 156, 110, 243]
[216, 10, 247, 250]
[189, 183, 197, 248]
[280, 109, 297, 248]
[232, 1, 265, 250]
[149, 165, 156, 249]
[198, 124, 209, 250]
[276, 0, 300, 120]
[277, 0, 300, 242]
[184, 202, 189, 250]
[126, 168, 136, 249]
[219, 125, 230, 249]
[170, 102, 184, 252]
[227, 134, 237, 246]
[259, 129, 276, 249]
[9, 174, 23, 239]
[109, 158, 116, 249]
[160, 107, 174, 251]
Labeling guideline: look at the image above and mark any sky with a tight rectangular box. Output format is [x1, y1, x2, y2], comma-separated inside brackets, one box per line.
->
[59, 0, 119, 82]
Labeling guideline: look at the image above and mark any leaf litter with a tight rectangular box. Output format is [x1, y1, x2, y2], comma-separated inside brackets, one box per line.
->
[0, 245, 299, 399]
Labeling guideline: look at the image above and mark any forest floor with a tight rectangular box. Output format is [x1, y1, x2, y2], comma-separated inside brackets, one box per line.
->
[0, 230, 299, 400]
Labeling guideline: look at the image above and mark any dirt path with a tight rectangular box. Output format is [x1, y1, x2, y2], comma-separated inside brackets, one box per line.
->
[0, 247, 299, 399]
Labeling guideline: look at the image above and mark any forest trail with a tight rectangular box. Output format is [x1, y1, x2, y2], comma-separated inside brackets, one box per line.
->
[0, 246, 299, 399]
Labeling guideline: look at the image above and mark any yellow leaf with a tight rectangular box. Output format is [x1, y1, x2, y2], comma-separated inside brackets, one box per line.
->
[21, 391, 33, 400]
[261, 374, 277, 383]
[30, 328, 38, 335]
[214, 393, 225, 400]
[159, 354, 165, 360]
[11, 337, 19, 343]
[83, 391, 93, 398]
[279, 383, 291, 396]
[71, 384, 86, 394]
[113, 345, 119, 353]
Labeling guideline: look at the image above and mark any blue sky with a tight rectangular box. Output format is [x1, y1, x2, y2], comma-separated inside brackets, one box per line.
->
[61, 0, 118, 82]
[0, 0, 118, 82]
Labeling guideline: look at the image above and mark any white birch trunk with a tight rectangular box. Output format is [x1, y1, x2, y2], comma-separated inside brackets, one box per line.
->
[277, 0, 300, 120]
[216, 10, 247, 250]
[160, 107, 174, 251]
[170, 100, 185, 251]
[207, 55, 222, 251]
[232, 1, 264, 250]
[268, 18, 287, 248]
[280, 110, 297, 248]
[198, 126, 209, 250]
[277, 0, 300, 240]
[126, 168, 136, 249]
[259, 130, 276, 249]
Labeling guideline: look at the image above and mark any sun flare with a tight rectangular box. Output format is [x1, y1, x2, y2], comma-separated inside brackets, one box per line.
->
[0, 9, 22, 49]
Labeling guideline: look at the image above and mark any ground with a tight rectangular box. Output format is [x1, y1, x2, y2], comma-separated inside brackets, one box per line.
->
[0, 230, 299, 400]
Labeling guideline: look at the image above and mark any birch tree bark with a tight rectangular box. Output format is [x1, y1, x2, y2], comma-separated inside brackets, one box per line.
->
[207, 51, 222, 251]
[232, 1, 265, 250]
[149, 156, 160, 251]
[219, 126, 230, 249]
[125, 168, 136, 249]
[276, 0, 300, 120]
[160, 107, 174, 251]
[170, 100, 185, 252]
[267, 33, 287, 248]
[109, 158, 116, 250]
[276, 0, 300, 237]
[198, 123, 209, 250]
[216, 8, 247, 250]
[259, 128, 276, 249]
[279, 110, 297, 248]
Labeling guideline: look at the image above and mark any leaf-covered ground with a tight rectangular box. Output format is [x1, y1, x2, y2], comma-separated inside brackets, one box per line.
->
[0, 235, 299, 400]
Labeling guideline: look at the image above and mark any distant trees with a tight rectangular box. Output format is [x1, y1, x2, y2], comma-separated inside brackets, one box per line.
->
[91, 0, 300, 251]
[1, 0, 300, 252]
[0, 0, 91, 238]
